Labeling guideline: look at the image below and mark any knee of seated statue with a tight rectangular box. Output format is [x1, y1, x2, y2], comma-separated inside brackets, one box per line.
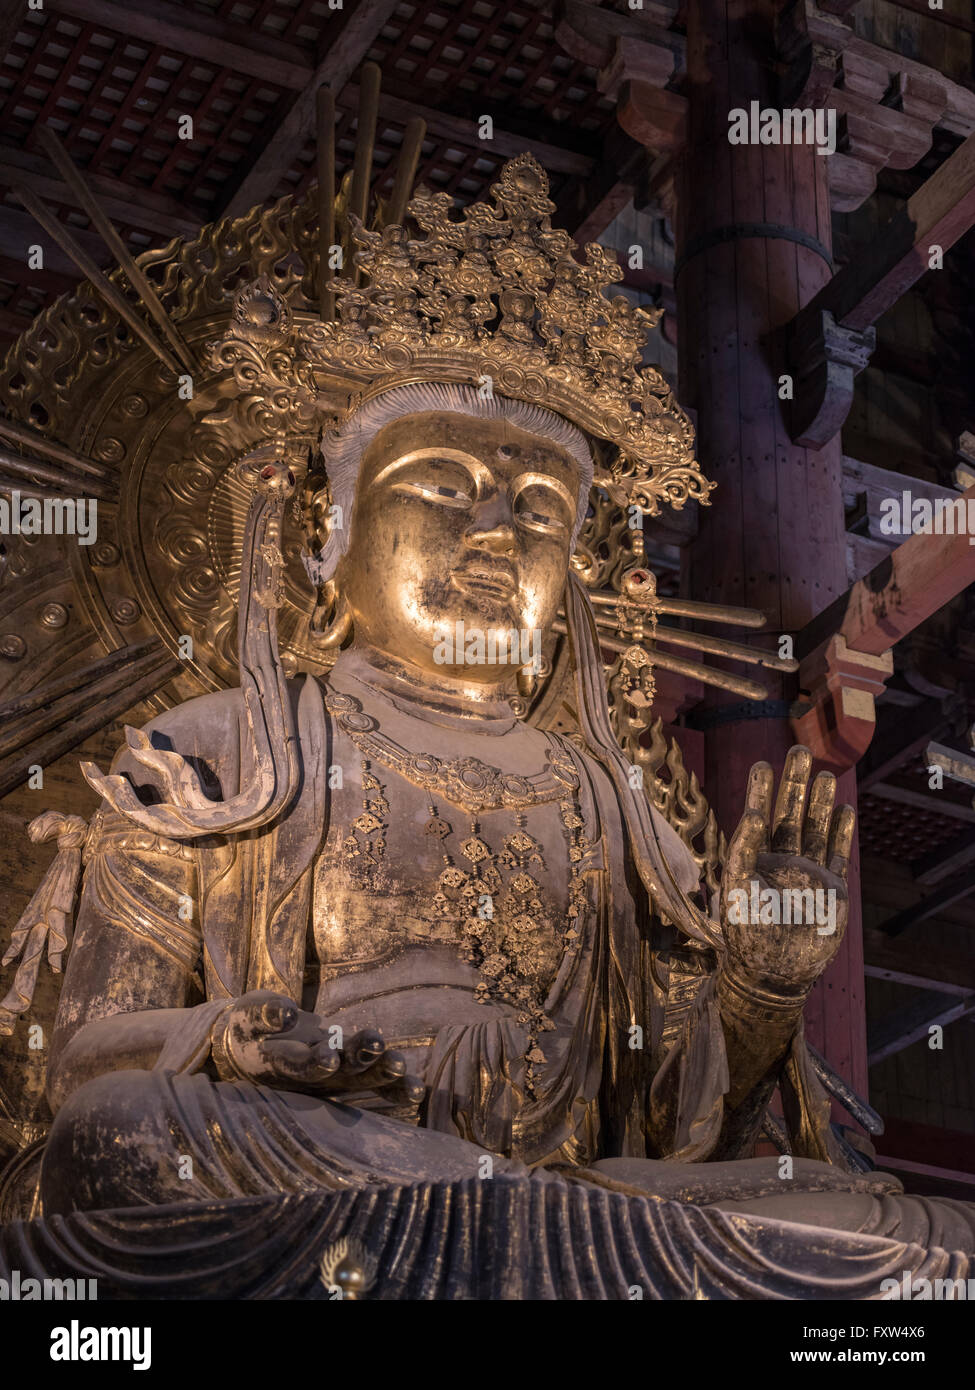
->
[40, 1060, 532, 1215]
[41, 1068, 191, 1213]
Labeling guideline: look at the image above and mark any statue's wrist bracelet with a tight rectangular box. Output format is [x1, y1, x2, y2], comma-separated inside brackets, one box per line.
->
[209, 1008, 245, 1082]
[717, 962, 808, 1023]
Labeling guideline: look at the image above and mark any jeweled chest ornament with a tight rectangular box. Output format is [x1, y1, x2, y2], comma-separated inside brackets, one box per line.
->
[323, 690, 578, 814]
[324, 689, 589, 1096]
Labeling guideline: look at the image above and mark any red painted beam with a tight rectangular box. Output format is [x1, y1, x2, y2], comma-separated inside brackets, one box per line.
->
[799, 484, 975, 659]
[877, 1116, 975, 1177]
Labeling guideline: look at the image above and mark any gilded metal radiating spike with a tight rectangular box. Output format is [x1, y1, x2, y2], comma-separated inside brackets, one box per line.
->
[316, 85, 337, 323]
[551, 617, 768, 700]
[586, 608, 798, 673]
[34, 126, 196, 377]
[13, 184, 185, 378]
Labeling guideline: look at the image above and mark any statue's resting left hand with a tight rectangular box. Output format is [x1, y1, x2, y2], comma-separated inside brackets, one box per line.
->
[211, 989, 425, 1104]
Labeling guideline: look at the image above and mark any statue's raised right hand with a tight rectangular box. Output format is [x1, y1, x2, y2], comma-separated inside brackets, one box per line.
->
[211, 989, 424, 1105]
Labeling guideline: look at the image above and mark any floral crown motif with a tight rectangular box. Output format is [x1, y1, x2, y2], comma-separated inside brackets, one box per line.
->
[289, 153, 712, 516]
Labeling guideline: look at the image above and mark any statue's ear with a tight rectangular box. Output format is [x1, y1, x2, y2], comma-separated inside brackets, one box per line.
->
[309, 585, 353, 651]
[570, 543, 597, 584]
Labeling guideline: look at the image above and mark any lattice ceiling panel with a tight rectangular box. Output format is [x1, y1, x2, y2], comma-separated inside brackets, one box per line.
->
[0, 10, 289, 219]
[278, 106, 511, 206]
[202, 0, 331, 44]
[858, 748, 975, 864]
[0, 0, 614, 346]
[275, 0, 611, 206]
[857, 794, 966, 863]
[364, 0, 612, 129]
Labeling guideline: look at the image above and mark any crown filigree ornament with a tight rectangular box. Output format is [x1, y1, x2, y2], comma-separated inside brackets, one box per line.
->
[206, 276, 321, 446]
[284, 153, 712, 516]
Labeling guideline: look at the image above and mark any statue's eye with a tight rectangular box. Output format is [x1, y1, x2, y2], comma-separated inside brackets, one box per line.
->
[396, 480, 472, 507]
[515, 494, 569, 533]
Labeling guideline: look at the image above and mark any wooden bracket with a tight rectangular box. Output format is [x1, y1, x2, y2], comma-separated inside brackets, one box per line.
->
[791, 633, 893, 773]
[776, 0, 844, 108]
[788, 307, 875, 449]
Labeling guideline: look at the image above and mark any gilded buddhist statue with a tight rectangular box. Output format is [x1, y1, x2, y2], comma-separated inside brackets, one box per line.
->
[3, 154, 974, 1290]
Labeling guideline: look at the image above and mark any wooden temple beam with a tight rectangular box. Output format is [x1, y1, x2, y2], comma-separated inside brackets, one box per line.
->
[874, 0, 975, 35]
[787, 131, 975, 447]
[0, 0, 25, 55]
[0, 145, 198, 241]
[0, 206, 110, 280]
[554, 0, 685, 75]
[925, 740, 975, 796]
[873, 1118, 975, 1183]
[222, 0, 404, 220]
[805, 13, 975, 143]
[557, 130, 646, 243]
[45, 0, 313, 90]
[339, 83, 594, 178]
[867, 988, 975, 1064]
[878, 863, 975, 937]
[912, 828, 975, 888]
[800, 130, 975, 338]
[864, 926, 975, 996]
[857, 698, 949, 791]
[797, 482, 975, 662]
[865, 783, 975, 824]
[0, 307, 33, 339]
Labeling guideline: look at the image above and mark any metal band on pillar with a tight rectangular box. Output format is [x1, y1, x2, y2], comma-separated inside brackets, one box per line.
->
[686, 700, 796, 731]
[675, 223, 834, 281]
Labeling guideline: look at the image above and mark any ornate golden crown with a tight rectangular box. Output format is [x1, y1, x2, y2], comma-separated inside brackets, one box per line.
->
[263, 154, 711, 516]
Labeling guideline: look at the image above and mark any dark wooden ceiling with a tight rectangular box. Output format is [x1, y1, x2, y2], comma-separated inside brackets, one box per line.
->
[0, 0, 623, 345]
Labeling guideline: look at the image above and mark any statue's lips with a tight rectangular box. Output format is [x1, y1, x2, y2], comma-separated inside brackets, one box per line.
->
[451, 568, 517, 600]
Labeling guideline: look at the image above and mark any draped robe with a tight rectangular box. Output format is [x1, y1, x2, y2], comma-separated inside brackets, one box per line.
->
[38, 675, 975, 1264]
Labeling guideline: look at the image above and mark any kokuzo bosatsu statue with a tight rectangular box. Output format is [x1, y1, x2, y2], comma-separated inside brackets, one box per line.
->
[3, 156, 972, 1293]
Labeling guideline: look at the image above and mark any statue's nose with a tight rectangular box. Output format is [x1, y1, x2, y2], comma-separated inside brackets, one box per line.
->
[465, 494, 517, 555]
[466, 521, 516, 556]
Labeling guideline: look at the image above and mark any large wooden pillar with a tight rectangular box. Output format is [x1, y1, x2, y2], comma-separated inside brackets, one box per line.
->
[676, 0, 867, 1098]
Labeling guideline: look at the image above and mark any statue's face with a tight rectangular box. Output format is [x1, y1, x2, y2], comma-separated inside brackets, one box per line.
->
[337, 410, 581, 685]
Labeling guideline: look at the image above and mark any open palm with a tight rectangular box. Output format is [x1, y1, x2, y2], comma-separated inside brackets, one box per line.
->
[720, 747, 855, 996]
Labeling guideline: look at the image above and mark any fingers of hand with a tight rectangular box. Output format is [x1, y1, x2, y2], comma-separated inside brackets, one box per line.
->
[827, 803, 856, 880]
[309, 1041, 342, 1078]
[744, 761, 774, 835]
[802, 770, 836, 865]
[235, 992, 299, 1042]
[259, 997, 299, 1036]
[342, 1029, 387, 1074]
[385, 1073, 426, 1107]
[352, 1050, 408, 1091]
[261, 1037, 323, 1082]
[726, 807, 766, 884]
[771, 746, 813, 855]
